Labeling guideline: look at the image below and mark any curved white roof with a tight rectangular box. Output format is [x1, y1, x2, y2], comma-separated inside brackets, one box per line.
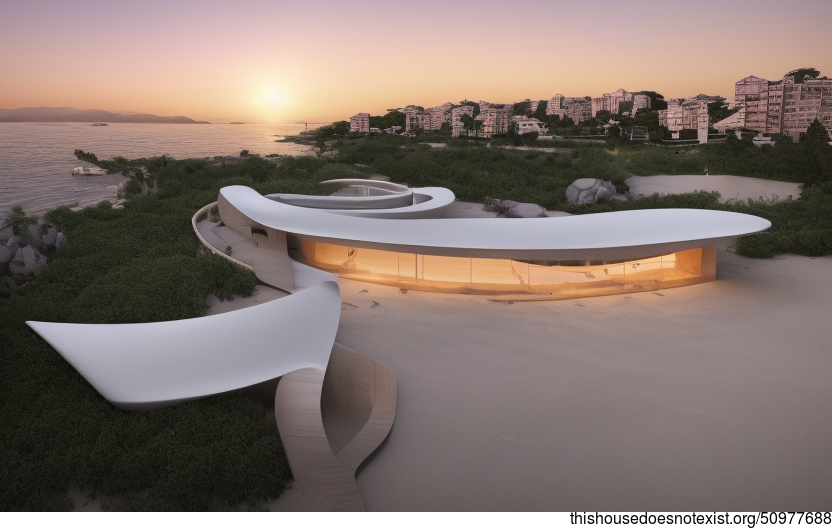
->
[26, 281, 341, 410]
[267, 181, 455, 219]
[220, 185, 771, 261]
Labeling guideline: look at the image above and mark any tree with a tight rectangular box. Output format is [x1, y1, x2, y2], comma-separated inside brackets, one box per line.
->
[74, 149, 99, 164]
[785, 67, 820, 84]
[315, 121, 350, 138]
[803, 119, 831, 145]
[533, 100, 548, 121]
[512, 100, 532, 116]
[633, 110, 660, 130]
[708, 97, 737, 122]
[459, 99, 480, 118]
[595, 110, 612, 124]
[459, 114, 481, 134]
[369, 111, 405, 131]
[2, 205, 38, 236]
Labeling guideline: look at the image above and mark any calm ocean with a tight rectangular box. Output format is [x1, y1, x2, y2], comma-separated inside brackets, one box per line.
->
[0, 122, 316, 217]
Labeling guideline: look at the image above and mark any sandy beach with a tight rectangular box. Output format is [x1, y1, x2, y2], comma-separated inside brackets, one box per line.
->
[626, 175, 801, 203]
[199, 179, 831, 511]
[334, 245, 831, 510]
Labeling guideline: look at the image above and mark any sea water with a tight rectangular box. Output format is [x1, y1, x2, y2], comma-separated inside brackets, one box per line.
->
[0, 122, 316, 217]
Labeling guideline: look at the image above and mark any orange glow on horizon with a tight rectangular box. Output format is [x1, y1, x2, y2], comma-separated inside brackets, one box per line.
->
[1, 1, 831, 124]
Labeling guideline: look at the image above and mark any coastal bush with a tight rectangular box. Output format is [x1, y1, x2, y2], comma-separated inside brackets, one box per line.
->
[2, 205, 38, 236]
[0, 155, 311, 511]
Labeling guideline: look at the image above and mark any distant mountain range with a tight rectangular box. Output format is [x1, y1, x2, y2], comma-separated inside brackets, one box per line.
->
[0, 107, 209, 124]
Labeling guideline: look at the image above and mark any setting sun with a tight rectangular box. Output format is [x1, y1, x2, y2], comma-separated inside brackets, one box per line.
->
[263, 88, 288, 106]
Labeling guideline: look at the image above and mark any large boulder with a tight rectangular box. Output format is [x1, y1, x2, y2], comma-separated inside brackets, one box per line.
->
[41, 227, 58, 247]
[9, 245, 47, 277]
[491, 199, 546, 218]
[0, 225, 13, 244]
[506, 202, 546, 218]
[566, 178, 628, 204]
[22, 224, 43, 250]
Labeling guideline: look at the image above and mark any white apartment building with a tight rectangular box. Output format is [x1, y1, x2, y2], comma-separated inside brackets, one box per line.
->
[451, 106, 474, 137]
[591, 88, 633, 116]
[546, 94, 565, 116]
[426, 103, 453, 131]
[474, 107, 512, 136]
[781, 76, 832, 139]
[564, 97, 592, 124]
[659, 99, 709, 132]
[349, 113, 370, 133]
[733, 74, 832, 139]
[633, 94, 651, 113]
[514, 116, 548, 136]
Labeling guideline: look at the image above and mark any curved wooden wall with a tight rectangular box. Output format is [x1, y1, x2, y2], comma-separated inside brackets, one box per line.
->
[274, 344, 397, 511]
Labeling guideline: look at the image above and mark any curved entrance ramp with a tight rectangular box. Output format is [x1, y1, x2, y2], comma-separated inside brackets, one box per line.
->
[275, 343, 397, 511]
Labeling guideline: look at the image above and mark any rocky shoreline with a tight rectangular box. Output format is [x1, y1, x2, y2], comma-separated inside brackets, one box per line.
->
[0, 218, 66, 295]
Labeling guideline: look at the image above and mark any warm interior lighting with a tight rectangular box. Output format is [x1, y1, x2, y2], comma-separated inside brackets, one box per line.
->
[288, 236, 716, 298]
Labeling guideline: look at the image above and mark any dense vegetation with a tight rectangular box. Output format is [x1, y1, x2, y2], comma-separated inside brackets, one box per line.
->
[0, 155, 339, 511]
[3, 134, 831, 510]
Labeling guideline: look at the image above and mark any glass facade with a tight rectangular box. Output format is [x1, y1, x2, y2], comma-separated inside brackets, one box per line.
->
[289, 236, 716, 298]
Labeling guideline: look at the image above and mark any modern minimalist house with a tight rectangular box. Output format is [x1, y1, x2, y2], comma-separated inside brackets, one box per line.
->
[212, 179, 771, 299]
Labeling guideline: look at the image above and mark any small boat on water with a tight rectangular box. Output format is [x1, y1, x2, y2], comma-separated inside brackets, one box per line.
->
[72, 167, 106, 175]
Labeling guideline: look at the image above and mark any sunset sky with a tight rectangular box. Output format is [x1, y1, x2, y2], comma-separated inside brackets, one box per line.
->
[2, 0, 831, 124]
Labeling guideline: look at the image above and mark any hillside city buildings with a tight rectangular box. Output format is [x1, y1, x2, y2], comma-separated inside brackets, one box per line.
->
[722, 75, 832, 140]
[347, 73, 832, 141]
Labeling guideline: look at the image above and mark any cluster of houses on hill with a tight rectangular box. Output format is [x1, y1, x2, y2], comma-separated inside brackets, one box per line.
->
[348, 73, 832, 141]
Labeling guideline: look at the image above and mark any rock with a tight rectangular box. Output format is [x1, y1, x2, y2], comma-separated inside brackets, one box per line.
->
[22, 224, 43, 250]
[5, 244, 19, 262]
[571, 178, 601, 191]
[566, 178, 628, 204]
[0, 245, 10, 264]
[505, 202, 546, 218]
[0, 225, 13, 244]
[42, 231, 58, 246]
[55, 232, 67, 249]
[492, 199, 547, 218]
[9, 245, 47, 277]
[112, 204, 125, 210]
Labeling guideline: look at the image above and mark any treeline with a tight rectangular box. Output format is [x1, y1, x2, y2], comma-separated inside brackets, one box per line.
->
[0, 154, 344, 510]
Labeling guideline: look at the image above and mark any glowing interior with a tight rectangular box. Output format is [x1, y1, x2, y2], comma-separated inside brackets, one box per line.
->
[289, 237, 717, 297]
